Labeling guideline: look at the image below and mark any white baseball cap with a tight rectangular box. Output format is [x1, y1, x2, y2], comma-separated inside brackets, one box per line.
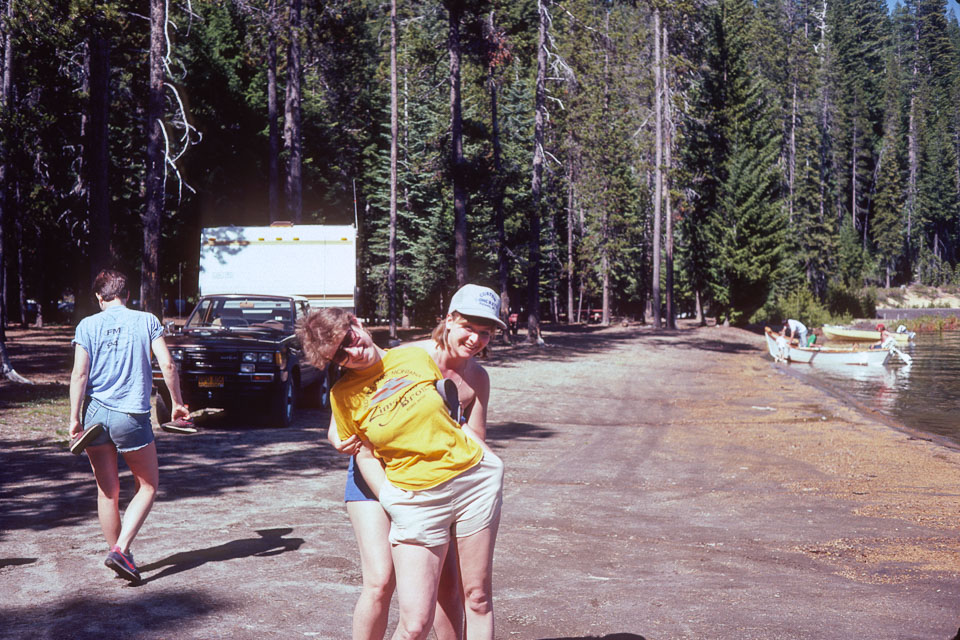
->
[448, 284, 507, 329]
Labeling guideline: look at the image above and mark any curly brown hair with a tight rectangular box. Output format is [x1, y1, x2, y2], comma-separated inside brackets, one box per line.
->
[430, 311, 494, 359]
[296, 307, 353, 368]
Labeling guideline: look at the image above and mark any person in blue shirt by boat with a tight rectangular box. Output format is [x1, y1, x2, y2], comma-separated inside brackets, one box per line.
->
[780, 319, 810, 347]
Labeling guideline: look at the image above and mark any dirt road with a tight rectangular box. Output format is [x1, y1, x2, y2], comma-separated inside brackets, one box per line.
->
[2, 323, 960, 639]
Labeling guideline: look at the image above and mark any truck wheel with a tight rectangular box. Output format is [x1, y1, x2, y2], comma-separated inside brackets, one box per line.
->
[269, 377, 295, 427]
[300, 372, 331, 409]
[155, 387, 172, 426]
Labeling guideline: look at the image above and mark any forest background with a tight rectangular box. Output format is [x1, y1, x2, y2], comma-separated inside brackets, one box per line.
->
[2, 0, 960, 367]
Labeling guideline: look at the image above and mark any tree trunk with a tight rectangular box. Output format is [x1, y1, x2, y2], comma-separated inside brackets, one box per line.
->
[284, 0, 302, 224]
[528, 0, 547, 343]
[388, 0, 398, 340]
[448, 1, 468, 286]
[600, 9, 610, 327]
[851, 117, 857, 231]
[0, 339, 32, 384]
[907, 19, 918, 272]
[577, 203, 585, 323]
[546, 188, 559, 323]
[662, 20, 675, 330]
[651, 7, 663, 329]
[16, 207, 27, 326]
[0, 0, 13, 338]
[566, 155, 575, 325]
[487, 11, 510, 339]
[267, 0, 280, 222]
[87, 31, 111, 277]
[141, 0, 165, 317]
[789, 81, 797, 224]
[601, 249, 610, 326]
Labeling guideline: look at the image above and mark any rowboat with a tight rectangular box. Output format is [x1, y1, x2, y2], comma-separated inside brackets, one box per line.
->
[764, 327, 891, 366]
[821, 324, 915, 343]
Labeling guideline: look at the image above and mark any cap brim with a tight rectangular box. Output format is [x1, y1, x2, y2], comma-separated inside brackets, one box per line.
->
[456, 310, 507, 330]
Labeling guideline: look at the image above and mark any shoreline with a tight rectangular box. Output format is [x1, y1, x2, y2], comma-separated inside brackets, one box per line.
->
[777, 359, 960, 454]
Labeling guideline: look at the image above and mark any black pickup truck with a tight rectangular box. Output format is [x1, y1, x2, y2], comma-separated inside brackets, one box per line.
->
[153, 294, 328, 427]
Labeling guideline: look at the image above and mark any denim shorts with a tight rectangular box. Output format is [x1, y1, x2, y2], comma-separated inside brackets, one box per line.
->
[344, 455, 378, 502]
[84, 397, 155, 453]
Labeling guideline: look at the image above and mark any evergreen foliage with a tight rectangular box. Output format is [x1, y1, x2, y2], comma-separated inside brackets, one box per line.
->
[3, 0, 960, 331]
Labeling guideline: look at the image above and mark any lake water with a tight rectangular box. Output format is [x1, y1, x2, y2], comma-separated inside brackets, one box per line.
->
[788, 332, 960, 446]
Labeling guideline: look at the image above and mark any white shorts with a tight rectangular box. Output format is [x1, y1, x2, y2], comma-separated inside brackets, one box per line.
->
[379, 452, 504, 547]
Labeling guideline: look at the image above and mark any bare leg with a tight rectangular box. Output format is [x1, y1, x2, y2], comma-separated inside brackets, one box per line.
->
[391, 542, 447, 640]
[347, 500, 396, 640]
[86, 443, 121, 548]
[455, 515, 500, 640]
[433, 541, 464, 640]
[114, 442, 159, 553]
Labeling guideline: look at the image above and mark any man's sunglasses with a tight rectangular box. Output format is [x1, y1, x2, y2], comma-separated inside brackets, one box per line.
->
[332, 328, 356, 364]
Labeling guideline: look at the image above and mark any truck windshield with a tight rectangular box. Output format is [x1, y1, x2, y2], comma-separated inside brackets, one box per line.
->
[185, 298, 294, 332]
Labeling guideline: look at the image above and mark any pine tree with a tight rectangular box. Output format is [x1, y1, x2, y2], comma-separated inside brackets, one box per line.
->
[871, 49, 907, 287]
[914, 0, 959, 270]
[828, 0, 889, 251]
[703, 0, 787, 324]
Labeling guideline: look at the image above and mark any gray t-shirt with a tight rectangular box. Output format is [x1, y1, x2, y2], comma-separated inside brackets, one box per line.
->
[73, 305, 163, 413]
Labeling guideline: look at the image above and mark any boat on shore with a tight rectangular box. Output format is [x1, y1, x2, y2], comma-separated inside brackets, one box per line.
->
[822, 324, 915, 343]
[764, 327, 891, 366]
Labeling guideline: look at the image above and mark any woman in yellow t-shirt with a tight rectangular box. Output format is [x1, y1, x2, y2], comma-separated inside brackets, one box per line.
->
[298, 304, 504, 640]
[327, 284, 501, 640]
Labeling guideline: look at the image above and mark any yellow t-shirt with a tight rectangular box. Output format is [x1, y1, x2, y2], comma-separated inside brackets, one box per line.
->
[332, 346, 483, 491]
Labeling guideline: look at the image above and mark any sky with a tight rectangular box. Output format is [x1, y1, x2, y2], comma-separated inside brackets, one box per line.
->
[886, 0, 960, 21]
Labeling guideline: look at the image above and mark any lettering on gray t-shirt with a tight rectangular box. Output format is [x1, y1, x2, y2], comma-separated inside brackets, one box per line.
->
[73, 306, 163, 413]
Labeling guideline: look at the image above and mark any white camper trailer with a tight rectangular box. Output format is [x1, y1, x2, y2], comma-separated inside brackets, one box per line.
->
[199, 224, 356, 310]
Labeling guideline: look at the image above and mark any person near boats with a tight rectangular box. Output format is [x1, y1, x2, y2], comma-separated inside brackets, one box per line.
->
[780, 318, 809, 347]
[298, 288, 505, 640]
[871, 323, 893, 349]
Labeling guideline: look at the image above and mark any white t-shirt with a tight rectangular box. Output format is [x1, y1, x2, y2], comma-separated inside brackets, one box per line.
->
[786, 319, 807, 334]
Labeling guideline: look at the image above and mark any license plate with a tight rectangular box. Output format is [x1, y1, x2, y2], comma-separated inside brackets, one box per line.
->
[198, 375, 224, 388]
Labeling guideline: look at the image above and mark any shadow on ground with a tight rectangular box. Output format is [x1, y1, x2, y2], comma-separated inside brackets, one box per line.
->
[0, 382, 69, 411]
[139, 527, 304, 583]
[540, 635, 646, 640]
[486, 422, 556, 446]
[487, 325, 647, 368]
[0, 589, 233, 640]
[0, 409, 340, 539]
[487, 323, 760, 371]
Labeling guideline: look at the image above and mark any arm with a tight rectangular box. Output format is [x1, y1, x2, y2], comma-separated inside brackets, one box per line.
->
[151, 336, 190, 421]
[326, 412, 363, 455]
[461, 364, 490, 443]
[354, 445, 386, 496]
[328, 393, 385, 491]
[69, 345, 91, 438]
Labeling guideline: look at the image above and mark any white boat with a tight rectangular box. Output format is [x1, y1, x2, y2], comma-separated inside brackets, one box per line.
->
[764, 327, 891, 366]
[822, 324, 915, 343]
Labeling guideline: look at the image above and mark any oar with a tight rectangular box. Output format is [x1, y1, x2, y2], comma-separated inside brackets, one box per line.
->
[889, 344, 913, 365]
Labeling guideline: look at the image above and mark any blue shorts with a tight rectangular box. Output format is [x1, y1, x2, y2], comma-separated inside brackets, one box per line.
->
[344, 455, 377, 502]
[84, 397, 155, 453]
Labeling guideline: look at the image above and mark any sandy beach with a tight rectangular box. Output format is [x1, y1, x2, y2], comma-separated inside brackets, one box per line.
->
[2, 321, 959, 638]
